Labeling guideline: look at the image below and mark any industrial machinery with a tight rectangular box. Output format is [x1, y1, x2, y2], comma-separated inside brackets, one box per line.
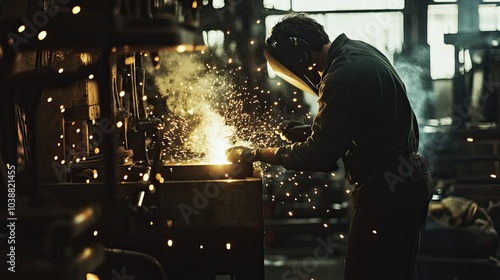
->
[414, 28, 500, 280]
[0, 1, 264, 279]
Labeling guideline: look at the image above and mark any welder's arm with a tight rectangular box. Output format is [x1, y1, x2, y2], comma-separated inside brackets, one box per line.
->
[275, 81, 365, 172]
[225, 146, 280, 165]
[254, 147, 281, 165]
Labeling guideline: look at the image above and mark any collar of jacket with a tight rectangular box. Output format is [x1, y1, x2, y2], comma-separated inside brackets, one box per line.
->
[322, 33, 349, 74]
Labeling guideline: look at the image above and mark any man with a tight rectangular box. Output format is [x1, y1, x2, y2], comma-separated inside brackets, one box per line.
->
[226, 13, 433, 279]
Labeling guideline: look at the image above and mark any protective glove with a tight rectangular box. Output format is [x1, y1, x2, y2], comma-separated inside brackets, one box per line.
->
[225, 146, 261, 163]
[277, 120, 311, 143]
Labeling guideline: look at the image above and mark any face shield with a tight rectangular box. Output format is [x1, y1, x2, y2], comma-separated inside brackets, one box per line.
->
[264, 37, 321, 96]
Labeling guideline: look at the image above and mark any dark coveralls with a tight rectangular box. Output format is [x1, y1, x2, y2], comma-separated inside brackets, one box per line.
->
[276, 34, 434, 279]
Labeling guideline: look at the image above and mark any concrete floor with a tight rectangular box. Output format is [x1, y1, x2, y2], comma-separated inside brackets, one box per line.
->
[264, 232, 347, 280]
[263, 231, 500, 280]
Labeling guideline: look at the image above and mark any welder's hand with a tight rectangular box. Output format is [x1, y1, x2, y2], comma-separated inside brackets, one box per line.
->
[277, 120, 310, 143]
[225, 146, 260, 163]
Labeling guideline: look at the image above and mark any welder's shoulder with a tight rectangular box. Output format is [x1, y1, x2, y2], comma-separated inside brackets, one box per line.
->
[327, 53, 382, 83]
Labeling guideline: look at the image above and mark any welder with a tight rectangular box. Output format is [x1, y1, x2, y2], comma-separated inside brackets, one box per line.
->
[226, 13, 434, 280]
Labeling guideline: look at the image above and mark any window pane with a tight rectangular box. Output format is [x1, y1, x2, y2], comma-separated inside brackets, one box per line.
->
[202, 30, 224, 48]
[428, 5, 458, 45]
[428, 5, 458, 79]
[430, 45, 455, 79]
[264, 0, 291, 11]
[292, 0, 404, 12]
[479, 4, 498, 31]
[324, 12, 404, 64]
[212, 0, 224, 9]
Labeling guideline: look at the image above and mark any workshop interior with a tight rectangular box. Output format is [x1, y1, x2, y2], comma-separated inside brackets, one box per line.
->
[1, 0, 500, 279]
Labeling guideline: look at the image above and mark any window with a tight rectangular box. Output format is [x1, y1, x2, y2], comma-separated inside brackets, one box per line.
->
[325, 12, 403, 63]
[292, 0, 404, 11]
[263, 0, 291, 11]
[428, 4, 458, 79]
[479, 4, 500, 31]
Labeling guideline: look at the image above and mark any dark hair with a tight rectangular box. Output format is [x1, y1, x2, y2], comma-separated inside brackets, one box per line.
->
[266, 13, 330, 51]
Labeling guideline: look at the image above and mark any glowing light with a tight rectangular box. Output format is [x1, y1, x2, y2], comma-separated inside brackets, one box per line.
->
[86, 179, 90, 184]
[89, 135, 93, 140]
[288, 211, 293, 216]
[200, 245, 204, 249]
[123, 175, 128, 180]
[54, 156, 58, 160]
[491, 174, 497, 179]
[94, 147, 100, 154]
[466, 137, 474, 142]
[177, 45, 187, 52]
[93, 170, 98, 179]
[150, 221, 153, 226]
[256, 19, 261, 24]
[72, 6, 81, 14]
[167, 219, 173, 228]
[18, 25, 25, 33]
[93, 230, 98, 236]
[340, 234, 345, 239]
[226, 243, 231, 250]
[323, 223, 328, 228]
[372, 230, 378, 234]
[167, 239, 173, 247]
[119, 91, 125, 97]
[57, 68, 64, 74]
[38, 30, 47, 41]
[86, 273, 99, 280]
[76, 128, 81, 133]
[250, 40, 255, 45]
[142, 96, 147, 101]
[88, 74, 94, 79]
[192, 0, 198, 9]
[143, 172, 150, 182]
[47, 97, 53, 102]
[148, 184, 155, 192]
[116, 121, 123, 128]
[308, 66, 313, 70]
[257, 67, 261, 71]
[60, 135, 64, 139]
[228, 58, 233, 64]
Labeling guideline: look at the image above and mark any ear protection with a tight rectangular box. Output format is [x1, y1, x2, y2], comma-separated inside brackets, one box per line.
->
[264, 37, 321, 96]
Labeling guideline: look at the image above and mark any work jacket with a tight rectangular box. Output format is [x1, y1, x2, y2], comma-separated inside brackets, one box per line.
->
[276, 33, 420, 184]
